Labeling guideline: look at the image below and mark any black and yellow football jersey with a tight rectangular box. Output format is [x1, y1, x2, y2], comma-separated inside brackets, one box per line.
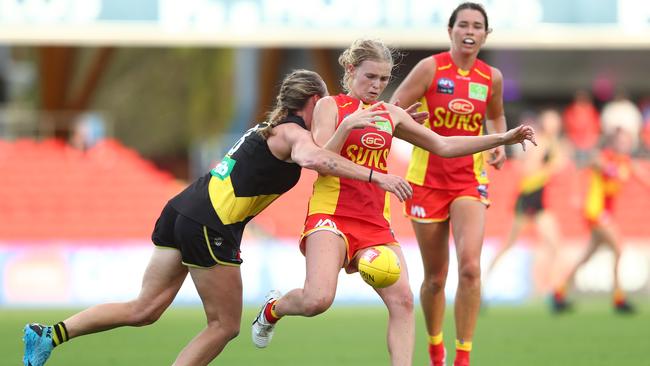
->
[169, 115, 305, 247]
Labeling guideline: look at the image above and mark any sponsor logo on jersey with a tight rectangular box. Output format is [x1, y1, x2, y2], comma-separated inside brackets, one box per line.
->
[373, 119, 393, 134]
[213, 237, 223, 247]
[477, 184, 488, 198]
[345, 144, 389, 170]
[361, 132, 386, 149]
[448, 99, 474, 115]
[432, 107, 483, 132]
[211, 156, 236, 180]
[469, 82, 488, 101]
[315, 218, 338, 229]
[437, 77, 454, 94]
[410, 205, 426, 218]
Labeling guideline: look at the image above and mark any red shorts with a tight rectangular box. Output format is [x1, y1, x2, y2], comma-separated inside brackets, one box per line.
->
[300, 213, 398, 272]
[403, 184, 490, 222]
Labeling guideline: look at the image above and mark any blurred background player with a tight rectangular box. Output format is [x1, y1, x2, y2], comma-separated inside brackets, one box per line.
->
[552, 127, 650, 314]
[485, 109, 569, 297]
[21, 69, 414, 366]
[390, 3, 507, 365]
[562, 90, 601, 166]
[252, 38, 536, 366]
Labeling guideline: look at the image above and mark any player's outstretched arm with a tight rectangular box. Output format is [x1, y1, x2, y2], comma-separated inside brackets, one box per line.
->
[392, 105, 536, 158]
[277, 123, 412, 201]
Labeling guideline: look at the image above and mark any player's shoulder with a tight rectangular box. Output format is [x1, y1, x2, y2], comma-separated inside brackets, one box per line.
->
[315, 95, 338, 111]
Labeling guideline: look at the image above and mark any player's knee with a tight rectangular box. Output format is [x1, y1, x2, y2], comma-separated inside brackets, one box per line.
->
[207, 319, 240, 341]
[385, 287, 414, 313]
[422, 272, 447, 293]
[458, 261, 481, 286]
[127, 301, 164, 327]
[303, 294, 334, 317]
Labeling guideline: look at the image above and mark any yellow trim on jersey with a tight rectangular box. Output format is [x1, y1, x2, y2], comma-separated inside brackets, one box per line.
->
[471, 125, 489, 185]
[519, 171, 549, 194]
[457, 68, 470, 77]
[208, 176, 279, 225]
[203, 226, 240, 267]
[585, 172, 604, 219]
[406, 96, 431, 185]
[474, 68, 491, 80]
[383, 191, 392, 223]
[340, 101, 353, 108]
[437, 63, 452, 71]
[472, 151, 489, 185]
[308, 175, 341, 215]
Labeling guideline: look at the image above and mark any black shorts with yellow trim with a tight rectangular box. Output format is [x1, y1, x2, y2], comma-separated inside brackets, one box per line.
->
[514, 187, 544, 216]
[151, 203, 242, 267]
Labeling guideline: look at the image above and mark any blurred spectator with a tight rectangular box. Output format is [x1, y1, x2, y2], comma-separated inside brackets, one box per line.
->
[562, 90, 600, 165]
[0, 46, 8, 105]
[600, 90, 642, 152]
[639, 96, 650, 155]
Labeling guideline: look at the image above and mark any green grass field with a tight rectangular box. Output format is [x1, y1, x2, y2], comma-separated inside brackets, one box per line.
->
[3, 301, 649, 365]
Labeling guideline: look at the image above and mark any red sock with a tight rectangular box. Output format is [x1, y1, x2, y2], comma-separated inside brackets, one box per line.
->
[263, 300, 280, 324]
[454, 349, 470, 366]
[428, 342, 446, 366]
[613, 289, 626, 306]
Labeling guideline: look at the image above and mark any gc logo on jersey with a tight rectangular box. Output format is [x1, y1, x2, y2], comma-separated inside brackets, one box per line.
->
[448, 99, 475, 115]
[361, 132, 386, 149]
[437, 78, 454, 94]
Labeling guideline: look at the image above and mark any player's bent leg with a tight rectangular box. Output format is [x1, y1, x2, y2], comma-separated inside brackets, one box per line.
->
[63, 248, 188, 338]
[174, 264, 242, 366]
[374, 246, 415, 366]
[273, 231, 346, 317]
[23, 248, 187, 366]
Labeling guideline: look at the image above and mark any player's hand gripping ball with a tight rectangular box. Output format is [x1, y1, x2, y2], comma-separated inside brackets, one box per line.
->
[358, 246, 401, 288]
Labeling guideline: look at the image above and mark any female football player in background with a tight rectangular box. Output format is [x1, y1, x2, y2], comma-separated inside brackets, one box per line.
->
[21, 69, 415, 366]
[389, 2, 508, 365]
[552, 127, 650, 314]
[485, 109, 569, 298]
[252, 38, 536, 366]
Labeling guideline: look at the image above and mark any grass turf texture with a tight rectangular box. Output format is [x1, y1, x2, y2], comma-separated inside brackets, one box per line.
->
[3, 301, 648, 365]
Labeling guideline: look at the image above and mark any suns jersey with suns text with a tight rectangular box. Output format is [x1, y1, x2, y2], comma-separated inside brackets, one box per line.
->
[307, 94, 394, 226]
[584, 149, 631, 220]
[169, 116, 305, 246]
[407, 51, 493, 189]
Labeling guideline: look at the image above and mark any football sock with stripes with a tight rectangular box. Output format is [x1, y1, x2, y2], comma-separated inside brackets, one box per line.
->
[51, 322, 69, 347]
[264, 300, 281, 324]
[428, 332, 445, 365]
[454, 339, 472, 366]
